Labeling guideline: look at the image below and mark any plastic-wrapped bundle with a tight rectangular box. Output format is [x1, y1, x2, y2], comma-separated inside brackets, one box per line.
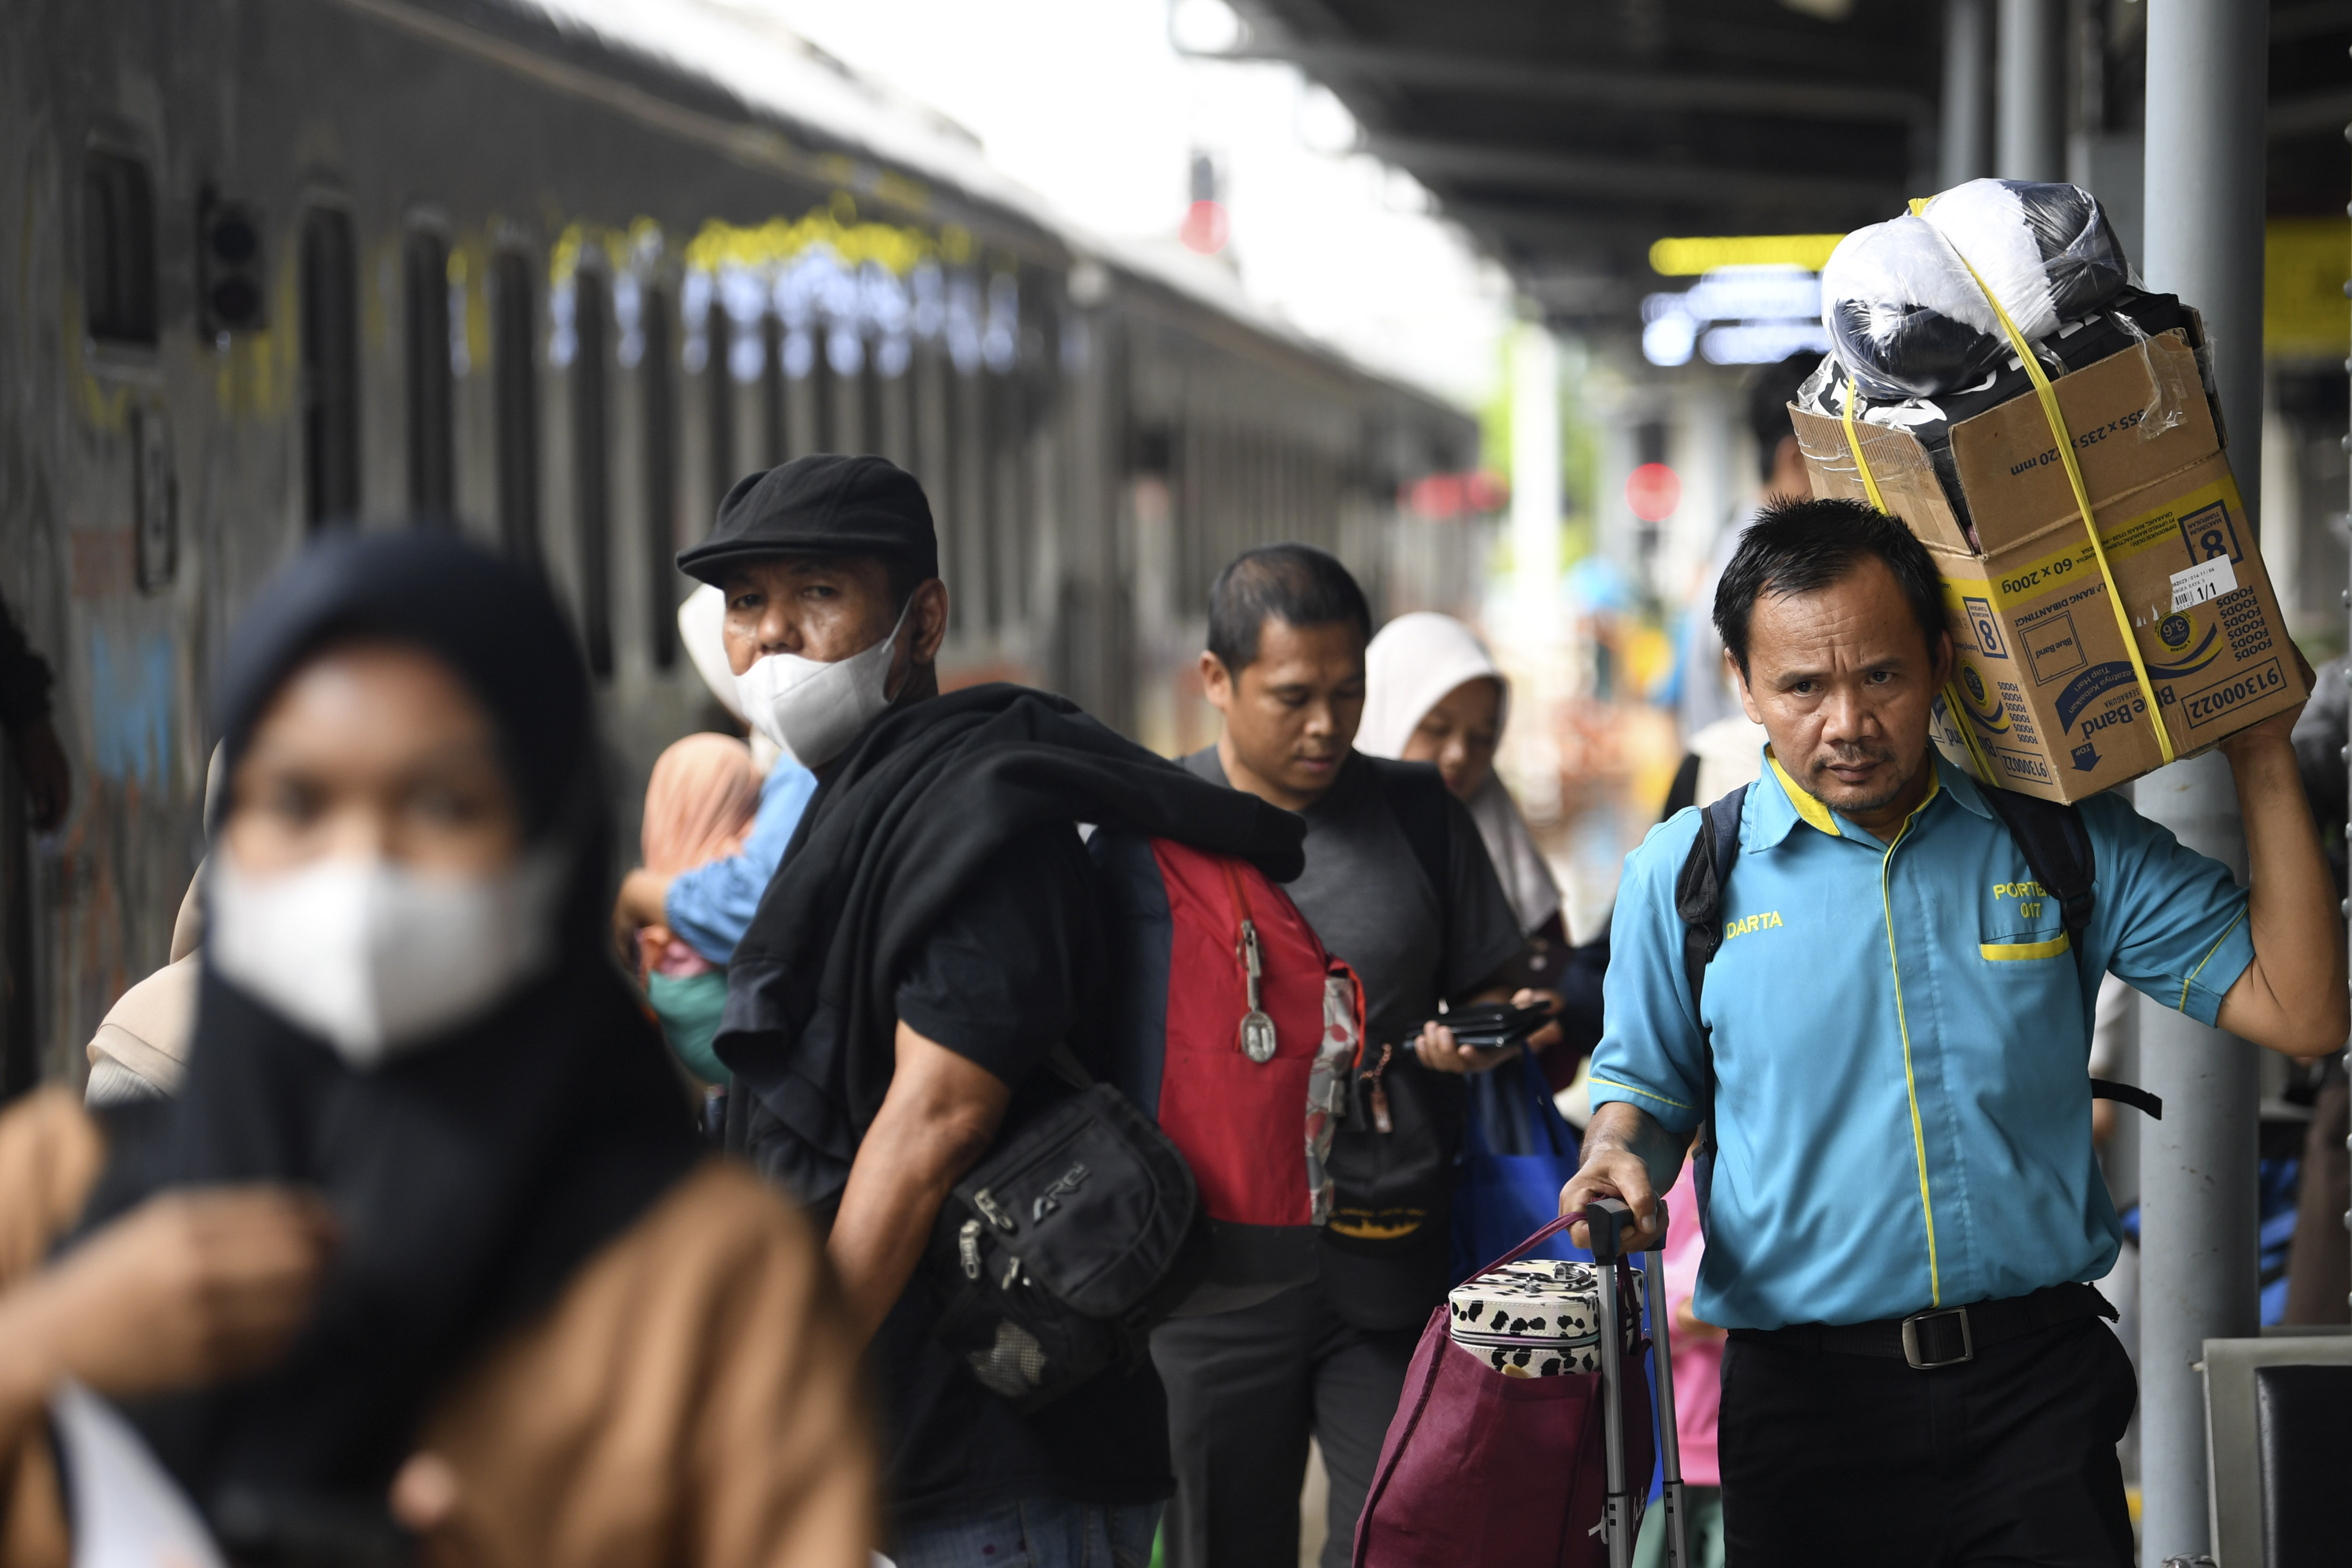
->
[1822, 215, 2003, 400]
[1820, 180, 2131, 401]
[1799, 287, 2196, 547]
[1919, 179, 2130, 337]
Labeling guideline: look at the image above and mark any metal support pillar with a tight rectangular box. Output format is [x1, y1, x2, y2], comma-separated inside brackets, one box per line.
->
[2136, 0, 2270, 1560]
[1940, 0, 1993, 189]
[1995, 0, 2065, 182]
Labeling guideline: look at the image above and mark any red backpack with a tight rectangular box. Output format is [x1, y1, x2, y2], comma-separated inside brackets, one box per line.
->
[1088, 830, 1364, 1312]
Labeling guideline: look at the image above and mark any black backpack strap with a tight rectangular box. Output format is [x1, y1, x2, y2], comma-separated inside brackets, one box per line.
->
[1673, 785, 1748, 1021]
[1366, 757, 1454, 920]
[1977, 790, 2097, 952]
[2090, 1079, 2164, 1119]
[1672, 786, 1746, 1239]
[1975, 790, 2158, 1119]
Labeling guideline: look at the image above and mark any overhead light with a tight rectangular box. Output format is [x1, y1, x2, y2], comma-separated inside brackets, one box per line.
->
[1642, 265, 1830, 366]
[1295, 82, 1359, 155]
[1642, 313, 1697, 367]
[1649, 233, 1846, 276]
[1169, 0, 1243, 54]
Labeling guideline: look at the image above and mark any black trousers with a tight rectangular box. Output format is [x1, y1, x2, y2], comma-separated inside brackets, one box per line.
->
[1149, 1283, 1420, 1568]
[1719, 1315, 2138, 1568]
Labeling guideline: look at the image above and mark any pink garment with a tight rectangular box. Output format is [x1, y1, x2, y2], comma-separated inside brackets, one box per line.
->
[1660, 1166, 1724, 1487]
[637, 733, 760, 979]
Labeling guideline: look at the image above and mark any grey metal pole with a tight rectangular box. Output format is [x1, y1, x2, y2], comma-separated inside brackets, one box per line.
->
[2135, 2, 2269, 1561]
[1995, 0, 2065, 182]
[1940, 0, 1993, 189]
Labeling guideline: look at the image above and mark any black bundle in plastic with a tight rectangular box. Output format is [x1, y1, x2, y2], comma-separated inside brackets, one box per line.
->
[1820, 179, 2131, 401]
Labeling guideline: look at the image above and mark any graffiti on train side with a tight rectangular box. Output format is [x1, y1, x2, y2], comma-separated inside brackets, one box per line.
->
[681, 192, 959, 277]
[87, 625, 174, 788]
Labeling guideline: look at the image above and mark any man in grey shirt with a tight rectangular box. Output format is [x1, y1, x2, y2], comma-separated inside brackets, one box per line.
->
[1154, 544, 1547, 1568]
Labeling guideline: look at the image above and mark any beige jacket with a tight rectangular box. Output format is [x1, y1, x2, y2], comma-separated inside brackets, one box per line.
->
[0, 1090, 877, 1568]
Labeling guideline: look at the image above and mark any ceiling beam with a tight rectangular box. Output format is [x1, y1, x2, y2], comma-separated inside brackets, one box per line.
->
[2270, 2, 2352, 44]
[1205, 40, 1932, 125]
[1365, 134, 1902, 210]
[2270, 88, 2352, 139]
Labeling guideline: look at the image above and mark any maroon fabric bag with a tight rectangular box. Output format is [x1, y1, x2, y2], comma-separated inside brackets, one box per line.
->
[1352, 1216, 1655, 1568]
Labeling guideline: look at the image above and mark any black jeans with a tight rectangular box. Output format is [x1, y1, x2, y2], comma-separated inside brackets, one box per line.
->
[1719, 1315, 2138, 1568]
[1149, 1283, 1420, 1568]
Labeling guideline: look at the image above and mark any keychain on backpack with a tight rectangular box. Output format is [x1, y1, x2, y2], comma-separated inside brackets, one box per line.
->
[1221, 862, 1279, 1064]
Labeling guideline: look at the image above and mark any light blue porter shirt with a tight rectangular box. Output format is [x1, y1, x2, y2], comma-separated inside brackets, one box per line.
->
[1589, 748, 2254, 1330]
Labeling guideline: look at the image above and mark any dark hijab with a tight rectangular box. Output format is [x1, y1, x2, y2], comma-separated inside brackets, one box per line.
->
[76, 533, 702, 1540]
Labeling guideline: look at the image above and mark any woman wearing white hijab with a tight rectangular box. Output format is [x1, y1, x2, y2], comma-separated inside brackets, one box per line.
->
[1359, 613, 1561, 931]
[1359, 613, 1601, 1091]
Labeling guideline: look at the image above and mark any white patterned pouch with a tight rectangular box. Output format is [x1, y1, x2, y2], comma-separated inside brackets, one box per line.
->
[1446, 1258, 1645, 1378]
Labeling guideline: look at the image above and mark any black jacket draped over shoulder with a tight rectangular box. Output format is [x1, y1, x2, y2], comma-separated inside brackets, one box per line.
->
[716, 684, 1304, 1214]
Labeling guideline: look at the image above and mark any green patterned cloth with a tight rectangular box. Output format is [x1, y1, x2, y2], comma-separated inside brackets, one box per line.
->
[646, 969, 731, 1085]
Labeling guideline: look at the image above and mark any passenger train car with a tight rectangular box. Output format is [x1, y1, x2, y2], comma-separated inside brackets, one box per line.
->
[0, 0, 1481, 1087]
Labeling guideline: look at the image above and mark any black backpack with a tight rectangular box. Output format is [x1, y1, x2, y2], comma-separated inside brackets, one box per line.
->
[1673, 782, 2162, 1234]
[1321, 760, 1461, 1257]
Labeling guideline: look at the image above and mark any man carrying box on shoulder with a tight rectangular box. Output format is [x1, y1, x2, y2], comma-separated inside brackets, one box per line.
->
[1561, 496, 2346, 1568]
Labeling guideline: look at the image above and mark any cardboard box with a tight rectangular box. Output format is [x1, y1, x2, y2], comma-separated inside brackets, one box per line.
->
[1791, 327, 2304, 803]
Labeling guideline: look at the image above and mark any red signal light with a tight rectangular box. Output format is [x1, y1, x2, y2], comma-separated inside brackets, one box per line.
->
[1627, 462, 1681, 523]
[1180, 199, 1230, 255]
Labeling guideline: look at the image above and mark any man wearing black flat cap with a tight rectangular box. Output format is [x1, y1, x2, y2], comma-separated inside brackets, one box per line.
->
[677, 453, 953, 761]
[683, 455, 1305, 1568]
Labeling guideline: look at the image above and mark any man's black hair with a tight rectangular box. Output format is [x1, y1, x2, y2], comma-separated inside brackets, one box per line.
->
[1713, 497, 1947, 677]
[1747, 351, 1824, 482]
[1206, 544, 1371, 674]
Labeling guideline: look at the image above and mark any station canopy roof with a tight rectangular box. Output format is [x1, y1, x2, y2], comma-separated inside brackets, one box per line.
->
[1217, 0, 1939, 333]
[1217, 0, 2352, 340]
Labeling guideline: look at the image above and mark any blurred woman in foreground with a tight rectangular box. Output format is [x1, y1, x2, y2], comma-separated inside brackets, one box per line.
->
[0, 533, 873, 1567]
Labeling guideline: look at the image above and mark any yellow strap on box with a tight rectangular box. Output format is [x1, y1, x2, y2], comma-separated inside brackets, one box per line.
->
[1840, 374, 2003, 787]
[1907, 196, 2175, 765]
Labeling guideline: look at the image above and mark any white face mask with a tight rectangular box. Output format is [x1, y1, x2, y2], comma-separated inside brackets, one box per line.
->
[735, 600, 912, 770]
[208, 850, 564, 1069]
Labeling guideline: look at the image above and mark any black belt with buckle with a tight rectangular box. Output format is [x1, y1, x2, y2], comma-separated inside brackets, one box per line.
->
[1730, 1281, 2117, 1370]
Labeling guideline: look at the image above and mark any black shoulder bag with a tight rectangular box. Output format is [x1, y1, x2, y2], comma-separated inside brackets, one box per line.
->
[1673, 783, 2161, 1235]
[925, 1046, 1211, 1413]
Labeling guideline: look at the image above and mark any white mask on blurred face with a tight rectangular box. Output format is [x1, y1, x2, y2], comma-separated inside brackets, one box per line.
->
[735, 600, 910, 770]
[208, 851, 564, 1069]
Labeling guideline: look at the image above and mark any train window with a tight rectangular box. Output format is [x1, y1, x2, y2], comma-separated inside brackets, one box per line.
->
[300, 207, 361, 527]
[705, 295, 733, 525]
[404, 230, 454, 517]
[492, 251, 540, 563]
[642, 285, 677, 669]
[82, 151, 157, 345]
[760, 314, 786, 463]
[572, 269, 613, 678]
[951, 365, 989, 630]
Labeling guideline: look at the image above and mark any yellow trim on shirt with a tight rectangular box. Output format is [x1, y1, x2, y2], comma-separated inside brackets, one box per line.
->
[1880, 789, 1943, 1308]
[1767, 753, 1841, 838]
[2180, 907, 2249, 1013]
[1980, 933, 2072, 962]
[1589, 1076, 1697, 1113]
[1768, 751, 1942, 843]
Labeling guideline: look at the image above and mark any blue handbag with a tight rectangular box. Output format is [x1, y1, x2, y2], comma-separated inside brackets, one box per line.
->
[1450, 1050, 1587, 1282]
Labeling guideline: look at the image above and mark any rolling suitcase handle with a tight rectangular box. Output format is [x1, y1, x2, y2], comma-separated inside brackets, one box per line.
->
[1584, 1198, 1689, 1568]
